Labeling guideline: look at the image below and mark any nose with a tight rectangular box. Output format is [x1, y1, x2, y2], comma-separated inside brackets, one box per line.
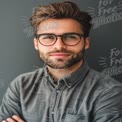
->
[53, 37, 66, 50]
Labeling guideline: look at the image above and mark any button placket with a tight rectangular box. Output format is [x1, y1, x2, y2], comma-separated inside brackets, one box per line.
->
[50, 88, 61, 122]
[49, 80, 66, 122]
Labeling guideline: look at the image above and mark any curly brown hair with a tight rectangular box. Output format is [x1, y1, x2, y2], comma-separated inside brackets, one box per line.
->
[30, 1, 92, 37]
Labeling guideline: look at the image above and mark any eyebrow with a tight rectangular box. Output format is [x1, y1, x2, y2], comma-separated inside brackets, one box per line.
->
[36, 32, 83, 35]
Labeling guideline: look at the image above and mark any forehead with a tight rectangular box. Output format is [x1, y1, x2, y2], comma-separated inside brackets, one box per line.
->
[37, 18, 83, 34]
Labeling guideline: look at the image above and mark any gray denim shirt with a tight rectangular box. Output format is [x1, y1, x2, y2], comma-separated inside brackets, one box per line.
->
[0, 62, 122, 122]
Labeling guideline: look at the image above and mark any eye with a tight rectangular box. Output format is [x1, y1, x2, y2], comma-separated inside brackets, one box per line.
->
[42, 35, 55, 40]
[64, 34, 78, 40]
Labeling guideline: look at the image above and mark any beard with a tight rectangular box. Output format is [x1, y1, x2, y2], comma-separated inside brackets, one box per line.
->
[38, 48, 85, 69]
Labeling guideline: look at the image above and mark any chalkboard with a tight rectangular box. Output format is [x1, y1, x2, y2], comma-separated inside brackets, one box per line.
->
[0, 0, 122, 104]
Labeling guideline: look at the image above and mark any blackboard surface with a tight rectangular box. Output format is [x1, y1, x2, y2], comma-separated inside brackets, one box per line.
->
[0, 0, 122, 104]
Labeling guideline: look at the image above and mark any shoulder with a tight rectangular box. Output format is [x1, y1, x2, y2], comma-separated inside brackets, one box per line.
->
[9, 68, 45, 90]
[90, 70, 122, 120]
[88, 69, 122, 93]
[17, 68, 44, 81]
[87, 69, 122, 107]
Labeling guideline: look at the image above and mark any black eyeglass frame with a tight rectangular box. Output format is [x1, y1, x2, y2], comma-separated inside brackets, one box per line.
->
[34, 32, 86, 46]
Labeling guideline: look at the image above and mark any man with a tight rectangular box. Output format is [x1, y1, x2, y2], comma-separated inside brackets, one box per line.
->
[0, 1, 122, 122]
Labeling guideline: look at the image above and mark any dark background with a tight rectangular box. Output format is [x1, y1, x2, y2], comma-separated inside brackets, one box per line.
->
[0, 0, 122, 104]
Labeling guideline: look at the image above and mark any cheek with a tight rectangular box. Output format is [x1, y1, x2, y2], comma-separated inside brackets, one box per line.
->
[38, 46, 52, 55]
[78, 42, 86, 50]
[70, 44, 85, 53]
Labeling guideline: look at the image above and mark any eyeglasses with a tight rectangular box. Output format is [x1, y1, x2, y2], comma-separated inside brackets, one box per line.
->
[35, 33, 85, 46]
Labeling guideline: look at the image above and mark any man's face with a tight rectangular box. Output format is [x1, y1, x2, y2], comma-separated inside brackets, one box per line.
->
[34, 18, 90, 69]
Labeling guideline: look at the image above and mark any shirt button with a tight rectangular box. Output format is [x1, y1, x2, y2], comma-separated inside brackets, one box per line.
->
[51, 111, 54, 115]
[56, 90, 60, 94]
[68, 83, 72, 86]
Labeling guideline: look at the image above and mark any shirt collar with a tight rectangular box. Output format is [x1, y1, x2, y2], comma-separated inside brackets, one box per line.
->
[63, 61, 90, 88]
[44, 61, 90, 88]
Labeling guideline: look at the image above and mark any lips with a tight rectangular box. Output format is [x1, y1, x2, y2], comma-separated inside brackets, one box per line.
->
[49, 53, 70, 58]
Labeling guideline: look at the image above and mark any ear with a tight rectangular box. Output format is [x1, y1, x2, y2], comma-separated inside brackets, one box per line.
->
[34, 38, 39, 50]
[84, 37, 90, 50]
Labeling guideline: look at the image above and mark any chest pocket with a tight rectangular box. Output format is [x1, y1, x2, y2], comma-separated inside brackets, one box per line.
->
[63, 113, 85, 122]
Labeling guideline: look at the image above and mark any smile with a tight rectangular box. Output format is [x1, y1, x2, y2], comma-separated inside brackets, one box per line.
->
[50, 53, 70, 58]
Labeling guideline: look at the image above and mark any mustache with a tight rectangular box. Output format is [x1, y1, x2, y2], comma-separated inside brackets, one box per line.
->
[47, 50, 73, 54]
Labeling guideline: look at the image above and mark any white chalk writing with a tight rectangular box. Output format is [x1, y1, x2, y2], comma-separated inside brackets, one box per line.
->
[99, 48, 122, 77]
[88, 0, 122, 29]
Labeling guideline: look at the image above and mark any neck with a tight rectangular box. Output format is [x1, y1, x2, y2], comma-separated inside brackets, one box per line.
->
[47, 60, 84, 82]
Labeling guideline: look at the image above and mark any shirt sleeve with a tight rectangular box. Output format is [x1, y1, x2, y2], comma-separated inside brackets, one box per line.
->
[93, 85, 122, 122]
[0, 77, 23, 121]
